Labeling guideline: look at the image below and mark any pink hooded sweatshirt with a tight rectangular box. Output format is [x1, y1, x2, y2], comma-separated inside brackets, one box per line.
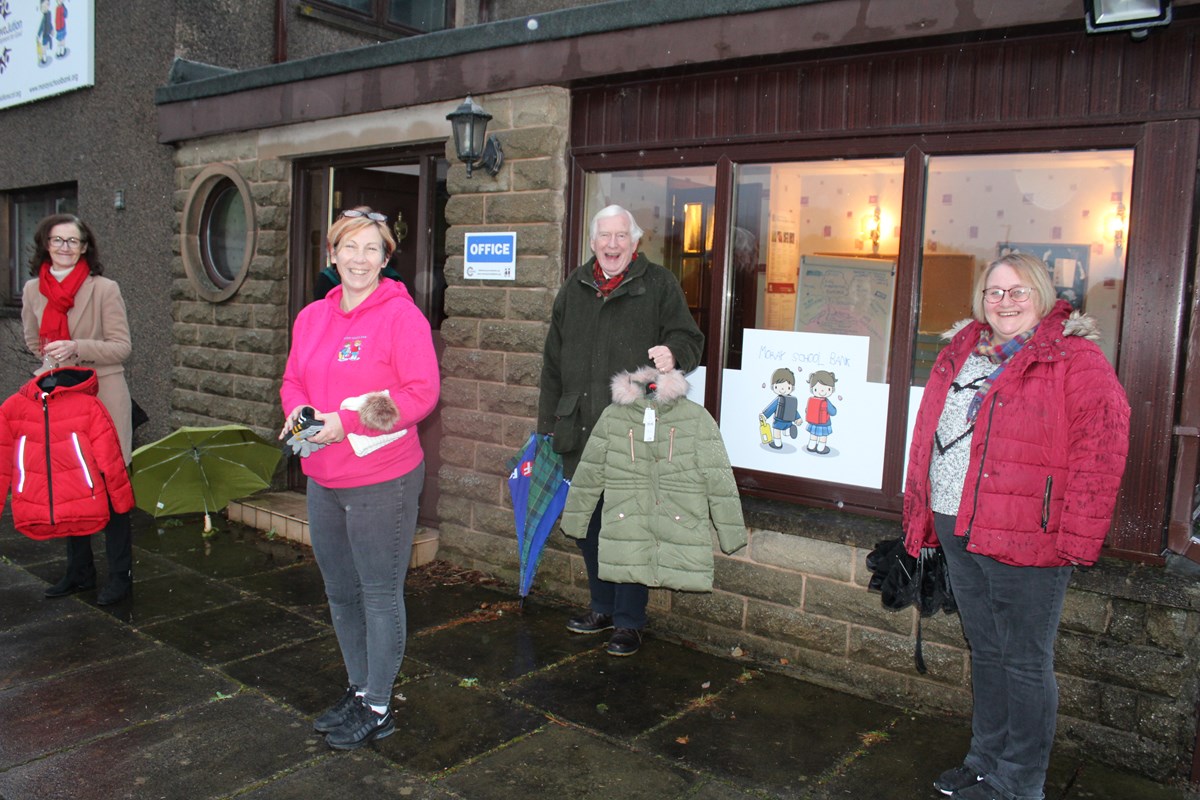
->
[281, 279, 439, 488]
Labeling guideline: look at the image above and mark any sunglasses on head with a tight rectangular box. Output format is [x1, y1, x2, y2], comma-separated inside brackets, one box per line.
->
[340, 209, 387, 222]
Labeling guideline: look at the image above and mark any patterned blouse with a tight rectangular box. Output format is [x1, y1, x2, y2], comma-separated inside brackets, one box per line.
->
[929, 354, 995, 516]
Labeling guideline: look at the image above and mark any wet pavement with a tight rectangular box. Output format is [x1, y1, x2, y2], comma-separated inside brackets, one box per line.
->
[1, 510, 1196, 800]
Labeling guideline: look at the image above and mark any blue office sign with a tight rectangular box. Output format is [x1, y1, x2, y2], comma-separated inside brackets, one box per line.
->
[463, 231, 517, 280]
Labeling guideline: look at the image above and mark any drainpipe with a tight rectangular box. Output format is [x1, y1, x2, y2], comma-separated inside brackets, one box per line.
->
[274, 0, 289, 63]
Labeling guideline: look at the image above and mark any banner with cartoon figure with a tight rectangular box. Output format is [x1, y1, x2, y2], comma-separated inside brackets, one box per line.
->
[720, 329, 888, 489]
[0, 0, 94, 111]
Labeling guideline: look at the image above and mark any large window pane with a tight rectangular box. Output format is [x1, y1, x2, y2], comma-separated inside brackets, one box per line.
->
[388, 0, 449, 31]
[582, 167, 717, 383]
[721, 158, 903, 490]
[916, 150, 1132, 381]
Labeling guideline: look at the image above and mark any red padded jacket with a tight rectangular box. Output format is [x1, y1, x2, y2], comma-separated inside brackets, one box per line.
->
[902, 301, 1130, 568]
[0, 367, 134, 539]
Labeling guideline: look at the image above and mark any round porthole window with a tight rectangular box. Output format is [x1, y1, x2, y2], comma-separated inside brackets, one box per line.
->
[182, 164, 256, 302]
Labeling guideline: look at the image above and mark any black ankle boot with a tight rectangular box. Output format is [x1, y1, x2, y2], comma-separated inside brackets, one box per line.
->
[96, 571, 132, 605]
[45, 536, 97, 598]
[44, 567, 97, 598]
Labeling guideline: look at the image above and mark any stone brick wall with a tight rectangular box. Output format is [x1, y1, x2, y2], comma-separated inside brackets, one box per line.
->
[437, 86, 571, 573]
[171, 138, 291, 441]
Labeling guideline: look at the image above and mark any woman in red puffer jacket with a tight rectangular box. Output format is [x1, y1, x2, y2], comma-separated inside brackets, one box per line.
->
[902, 253, 1129, 800]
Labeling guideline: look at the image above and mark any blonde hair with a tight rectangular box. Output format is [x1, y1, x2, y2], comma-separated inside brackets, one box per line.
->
[326, 207, 397, 260]
[971, 251, 1056, 322]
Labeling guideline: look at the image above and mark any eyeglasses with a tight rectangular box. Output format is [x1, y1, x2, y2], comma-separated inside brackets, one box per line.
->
[340, 209, 387, 222]
[48, 236, 83, 249]
[982, 286, 1033, 304]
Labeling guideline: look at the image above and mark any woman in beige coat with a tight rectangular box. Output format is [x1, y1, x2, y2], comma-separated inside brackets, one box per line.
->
[22, 213, 135, 605]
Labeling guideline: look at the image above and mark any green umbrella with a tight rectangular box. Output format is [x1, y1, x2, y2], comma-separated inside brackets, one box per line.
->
[131, 425, 281, 528]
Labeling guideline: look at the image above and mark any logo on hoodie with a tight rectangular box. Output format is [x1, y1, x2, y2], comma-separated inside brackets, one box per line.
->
[338, 337, 364, 362]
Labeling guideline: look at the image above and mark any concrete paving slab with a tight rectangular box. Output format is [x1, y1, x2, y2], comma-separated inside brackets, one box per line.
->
[507, 635, 749, 739]
[407, 582, 523, 634]
[806, 707, 972, 799]
[442, 724, 701, 799]
[236, 751, 458, 799]
[0, 647, 239, 768]
[406, 593, 606, 685]
[135, 516, 307, 579]
[229, 560, 329, 620]
[141, 599, 327, 666]
[641, 669, 914, 797]
[0, 525, 64, 568]
[222, 633, 348, 718]
[372, 670, 547, 774]
[1062, 759, 1200, 799]
[103, 568, 247, 627]
[21, 542, 186, 592]
[0, 692, 316, 800]
[0, 611, 150, 691]
[0, 578, 88, 632]
[0, 560, 39, 587]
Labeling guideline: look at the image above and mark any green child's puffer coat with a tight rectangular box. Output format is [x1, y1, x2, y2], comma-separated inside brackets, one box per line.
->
[561, 367, 747, 592]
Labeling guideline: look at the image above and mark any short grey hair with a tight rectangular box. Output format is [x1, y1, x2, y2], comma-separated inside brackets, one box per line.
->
[589, 204, 644, 246]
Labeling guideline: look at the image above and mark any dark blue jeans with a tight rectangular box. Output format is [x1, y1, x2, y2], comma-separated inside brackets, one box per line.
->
[577, 496, 648, 630]
[307, 464, 423, 709]
[935, 513, 1072, 800]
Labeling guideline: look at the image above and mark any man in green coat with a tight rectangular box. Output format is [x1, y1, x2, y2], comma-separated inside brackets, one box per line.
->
[538, 204, 704, 656]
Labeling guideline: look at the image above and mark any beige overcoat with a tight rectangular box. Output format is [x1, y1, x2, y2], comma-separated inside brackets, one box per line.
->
[22, 275, 134, 463]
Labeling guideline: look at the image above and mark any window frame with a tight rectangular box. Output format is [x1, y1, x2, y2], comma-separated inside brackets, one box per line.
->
[569, 123, 1153, 528]
[299, 0, 454, 37]
[3, 184, 77, 308]
[182, 164, 256, 303]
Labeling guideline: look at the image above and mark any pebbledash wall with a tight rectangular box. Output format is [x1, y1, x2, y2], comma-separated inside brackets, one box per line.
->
[168, 84, 1200, 783]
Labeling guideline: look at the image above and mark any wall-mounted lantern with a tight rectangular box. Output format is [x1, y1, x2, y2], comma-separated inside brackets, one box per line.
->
[446, 96, 504, 178]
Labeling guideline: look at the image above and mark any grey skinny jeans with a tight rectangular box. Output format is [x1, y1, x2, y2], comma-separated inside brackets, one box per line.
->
[307, 464, 423, 709]
[935, 512, 1072, 800]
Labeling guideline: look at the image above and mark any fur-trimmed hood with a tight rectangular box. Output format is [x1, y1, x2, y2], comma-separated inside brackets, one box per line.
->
[943, 301, 1102, 342]
[610, 366, 690, 405]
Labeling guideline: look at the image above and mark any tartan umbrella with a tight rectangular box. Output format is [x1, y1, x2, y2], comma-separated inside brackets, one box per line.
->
[131, 425, 281, 530]
[507, 433, 570, 601]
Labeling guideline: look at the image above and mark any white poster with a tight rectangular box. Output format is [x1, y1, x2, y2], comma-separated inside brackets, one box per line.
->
[720, 329, 888, 489]
[0, 0, 95, 111]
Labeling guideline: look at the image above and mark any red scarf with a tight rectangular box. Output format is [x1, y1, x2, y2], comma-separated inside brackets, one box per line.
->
[591, 253, 637, 298]
[38, 259, 90, 343]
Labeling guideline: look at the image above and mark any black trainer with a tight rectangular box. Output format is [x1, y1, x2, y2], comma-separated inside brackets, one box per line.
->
[325, 698, 394, 750]
[933, 765, 982, 796]
[566, 610, 613, 634]
[606, 627, 642, 656]
[313, 686, 360, 733]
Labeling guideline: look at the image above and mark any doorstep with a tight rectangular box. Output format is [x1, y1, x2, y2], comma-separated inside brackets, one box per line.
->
[227, 491, 439, 567]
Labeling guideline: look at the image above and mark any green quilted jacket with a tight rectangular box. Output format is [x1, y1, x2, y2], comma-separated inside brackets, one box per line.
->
[561, 367, 747, 592]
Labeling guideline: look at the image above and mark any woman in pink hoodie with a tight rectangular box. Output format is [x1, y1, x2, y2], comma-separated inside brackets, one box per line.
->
[280, 207, 439, 751]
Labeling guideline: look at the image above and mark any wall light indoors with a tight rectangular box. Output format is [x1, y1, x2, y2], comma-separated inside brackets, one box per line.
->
[1106, 201, 1128, 261]
[446, 96, 504, 178]
[861, 205, 882, 255]
[1084, 0, 1172, 40]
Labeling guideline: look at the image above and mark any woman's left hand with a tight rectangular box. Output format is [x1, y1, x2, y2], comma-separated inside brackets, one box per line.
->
[310, 410, 346, 445]
[43, 339, 78, 362]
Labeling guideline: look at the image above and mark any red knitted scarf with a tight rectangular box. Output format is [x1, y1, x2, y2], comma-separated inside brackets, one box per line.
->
[38, 259, 89, 343]
[591, 254, 637, 297]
